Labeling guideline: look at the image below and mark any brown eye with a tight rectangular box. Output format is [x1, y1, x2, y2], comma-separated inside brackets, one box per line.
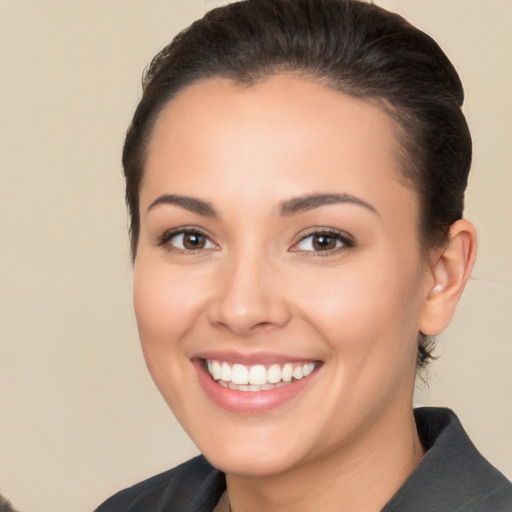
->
[182, 232, 207, 250]
[160, 229, 216, 252]
[292, 229, 354, 254]
[312, 234, 338, 251]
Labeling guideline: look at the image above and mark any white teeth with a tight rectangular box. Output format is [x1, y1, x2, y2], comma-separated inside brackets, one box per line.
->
[221, 362, 231, 382]
[292, 366, 304, 380]
[282, 363, 293, 382]
[210, 360, 222, 380]
[303, 362, 315, 377]
[231, 364, 249, 385]
[267, 364, 282, 384]
[248, 365, 267, 385]
[206, 359, 317, 390]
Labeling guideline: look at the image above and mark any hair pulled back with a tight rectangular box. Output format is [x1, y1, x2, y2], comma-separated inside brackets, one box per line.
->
[123, 0, 472, 367]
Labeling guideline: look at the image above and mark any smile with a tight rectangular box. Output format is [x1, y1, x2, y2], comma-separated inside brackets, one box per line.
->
[205, 359, 317, 392]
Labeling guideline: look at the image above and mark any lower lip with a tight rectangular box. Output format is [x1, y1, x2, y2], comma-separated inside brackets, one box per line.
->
[194, 360, 317, 414]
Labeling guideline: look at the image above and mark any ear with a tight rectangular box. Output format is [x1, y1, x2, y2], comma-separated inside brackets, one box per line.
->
[419, 219, 477, 336]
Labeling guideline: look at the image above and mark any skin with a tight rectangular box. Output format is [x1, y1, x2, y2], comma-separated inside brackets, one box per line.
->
[134, 75, 476, 512]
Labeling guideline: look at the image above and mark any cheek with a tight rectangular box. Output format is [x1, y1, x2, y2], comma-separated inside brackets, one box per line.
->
[133, 258, 207, 355]
[132, 258, 213, 418]
[290, 257, 424, 364]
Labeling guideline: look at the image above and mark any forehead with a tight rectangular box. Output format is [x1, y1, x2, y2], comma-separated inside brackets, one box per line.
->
[142, 75, 417, 219]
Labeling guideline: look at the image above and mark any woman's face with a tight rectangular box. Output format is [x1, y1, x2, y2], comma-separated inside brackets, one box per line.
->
[134, 75, 433, 476]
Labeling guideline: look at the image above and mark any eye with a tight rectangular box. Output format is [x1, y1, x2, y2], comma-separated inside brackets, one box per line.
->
[158, 228, 217, 252]
[292, 229, 354, 253]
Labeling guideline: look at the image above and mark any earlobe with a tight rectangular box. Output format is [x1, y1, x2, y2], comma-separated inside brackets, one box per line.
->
[419, 219, 477, 336]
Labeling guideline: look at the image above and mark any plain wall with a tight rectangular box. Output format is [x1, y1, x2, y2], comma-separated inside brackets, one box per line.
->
[0, 1, 510, 510]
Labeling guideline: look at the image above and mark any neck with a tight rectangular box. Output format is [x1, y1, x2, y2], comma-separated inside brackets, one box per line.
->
[226, 406, 424, 512]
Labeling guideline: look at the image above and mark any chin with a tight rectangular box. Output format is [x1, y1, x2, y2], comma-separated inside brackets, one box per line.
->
[187, 416, 321, 478]
[203, 445, 301, 478]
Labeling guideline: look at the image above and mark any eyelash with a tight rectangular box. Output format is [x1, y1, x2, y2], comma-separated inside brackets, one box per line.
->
[156, 227, 217, 254]
[291, 228, 355, 256]
[156, 227, 355, 256]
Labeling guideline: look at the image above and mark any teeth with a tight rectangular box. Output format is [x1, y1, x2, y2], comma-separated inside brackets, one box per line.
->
[282, 363, 293, 382]
[248, 365, 267, 385]
[292, 366, 304, 380]
[220, 362, 231, 382]
[267, 364, 282, 384]
[209, 360, 222, 381]
[231, 364, 249, 385]
[303, 362, 315, 376]
[206, 359, 317, 390]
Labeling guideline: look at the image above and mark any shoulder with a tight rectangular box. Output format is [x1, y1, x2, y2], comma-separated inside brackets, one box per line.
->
[383, 407, 512, 512]
[94, 455, 225, 512]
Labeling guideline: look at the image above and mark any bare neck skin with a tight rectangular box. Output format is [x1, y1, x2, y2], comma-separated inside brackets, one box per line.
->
[226, 403, 424, 512]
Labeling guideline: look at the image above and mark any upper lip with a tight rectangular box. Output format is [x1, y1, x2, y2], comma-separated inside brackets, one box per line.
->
[191, 350, 321, 366]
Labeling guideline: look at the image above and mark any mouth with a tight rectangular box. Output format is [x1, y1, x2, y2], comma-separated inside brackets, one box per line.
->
[203, 359, 319, 392]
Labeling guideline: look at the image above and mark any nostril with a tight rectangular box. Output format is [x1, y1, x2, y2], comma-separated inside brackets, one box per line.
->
[250, 321, 275, 331]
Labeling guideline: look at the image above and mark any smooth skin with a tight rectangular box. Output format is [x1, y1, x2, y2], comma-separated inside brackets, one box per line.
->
[134, 75, 476, 512]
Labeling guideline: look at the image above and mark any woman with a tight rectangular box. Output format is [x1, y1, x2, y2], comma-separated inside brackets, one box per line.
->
[95, 0, 512, 510]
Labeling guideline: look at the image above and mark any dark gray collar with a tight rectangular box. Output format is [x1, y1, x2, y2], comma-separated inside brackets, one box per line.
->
[382, 407, 512, 511]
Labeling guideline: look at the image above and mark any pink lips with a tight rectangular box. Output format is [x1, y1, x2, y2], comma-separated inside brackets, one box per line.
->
[192, 356, 318, 414]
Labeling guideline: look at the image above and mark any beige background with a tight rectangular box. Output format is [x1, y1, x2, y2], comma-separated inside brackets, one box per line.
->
[1, 1, 511, 510]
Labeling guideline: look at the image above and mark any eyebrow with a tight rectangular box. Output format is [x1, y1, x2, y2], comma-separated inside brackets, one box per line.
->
[147, 194, 218, 217]
[146, 192, 378, 218]
[279, 193, 379, 216]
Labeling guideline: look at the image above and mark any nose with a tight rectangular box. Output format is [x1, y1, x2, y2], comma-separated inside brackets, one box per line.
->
[207, 252, 292, 336]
